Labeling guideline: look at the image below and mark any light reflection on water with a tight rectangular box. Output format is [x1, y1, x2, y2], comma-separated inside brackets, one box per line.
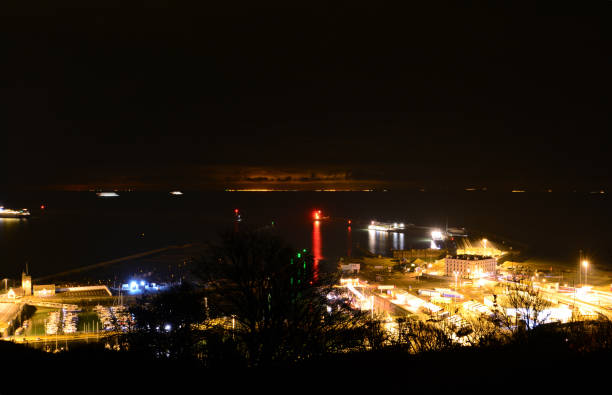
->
[358, 229, 410, 256]
[0, 218, 24, 229]
[392, 232, 405, 251]
[0, 218, 22, 223]
[312, 220, 321, 281]
[346, 226, 352, 258]
[367, 229, 406, 256]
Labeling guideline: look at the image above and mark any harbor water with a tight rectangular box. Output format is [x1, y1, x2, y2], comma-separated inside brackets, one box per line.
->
[0, 191, 610, 279]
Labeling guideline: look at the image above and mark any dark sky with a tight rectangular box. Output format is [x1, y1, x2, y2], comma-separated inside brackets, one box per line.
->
[2, 1, 610, 191]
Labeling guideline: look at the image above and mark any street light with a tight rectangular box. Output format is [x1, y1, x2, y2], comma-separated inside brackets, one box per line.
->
[371, 295, 374, 319]
[582, 260, 589, 286]
[231, 314, 236, 340]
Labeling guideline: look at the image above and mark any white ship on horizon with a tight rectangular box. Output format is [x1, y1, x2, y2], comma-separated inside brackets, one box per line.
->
[0, 206, 30, 218]
[96, 192, 119, 197]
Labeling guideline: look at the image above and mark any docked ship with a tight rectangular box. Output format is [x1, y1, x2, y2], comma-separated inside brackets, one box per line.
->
[0, 206, 30, 218]
[446, 227, 468, 237]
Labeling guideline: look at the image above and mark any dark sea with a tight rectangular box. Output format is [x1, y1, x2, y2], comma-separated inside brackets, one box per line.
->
[0, 191, 610, 280]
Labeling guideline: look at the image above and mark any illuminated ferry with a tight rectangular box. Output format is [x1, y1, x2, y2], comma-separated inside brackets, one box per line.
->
[368, 221, 406, 231]
[0, 206, 30, 218]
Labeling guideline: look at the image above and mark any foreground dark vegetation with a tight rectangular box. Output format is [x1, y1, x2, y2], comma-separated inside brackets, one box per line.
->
[2, 231, 611, 389]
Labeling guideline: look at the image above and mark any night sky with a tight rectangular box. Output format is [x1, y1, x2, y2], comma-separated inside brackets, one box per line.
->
[2, 2, 610, 191]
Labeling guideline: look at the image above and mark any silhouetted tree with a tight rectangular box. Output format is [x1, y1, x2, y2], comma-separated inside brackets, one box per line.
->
[126, 282, 208, 362]
[403, 319, 455, 353]
[499, 282, 552, 332]
[195, 229, 364, 366]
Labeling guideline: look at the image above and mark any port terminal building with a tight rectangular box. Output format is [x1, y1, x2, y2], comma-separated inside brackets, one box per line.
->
[445, 255, 497, 279]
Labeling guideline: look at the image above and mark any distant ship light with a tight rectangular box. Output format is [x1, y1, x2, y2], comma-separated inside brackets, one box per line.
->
[97, 192, 119, 197]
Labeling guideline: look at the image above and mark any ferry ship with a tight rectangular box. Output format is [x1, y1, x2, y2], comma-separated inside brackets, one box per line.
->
[368, 220, 406, 231]
[0, 206, 30, 218]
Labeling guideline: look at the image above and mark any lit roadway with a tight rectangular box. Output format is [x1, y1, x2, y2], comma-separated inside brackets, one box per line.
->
[541, 288, 612, 319]
[8, 331, 118, 344]
[496, 278, 612, 319]
[0, 303, 21, 325]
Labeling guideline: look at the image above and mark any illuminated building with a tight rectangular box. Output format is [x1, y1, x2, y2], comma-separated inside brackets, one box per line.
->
[340, 263, 360, 274]
[445, 255, 496, 279]
[7, 287, 25, 299]
[33, 284, 56, 297]
[21, 272, 31, 296]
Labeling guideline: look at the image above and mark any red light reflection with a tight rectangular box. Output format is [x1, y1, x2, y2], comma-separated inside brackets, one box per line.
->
[312, 220, 322, 282]
[347, 226, 352, 257]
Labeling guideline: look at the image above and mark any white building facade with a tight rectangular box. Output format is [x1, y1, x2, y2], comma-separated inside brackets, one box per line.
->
[445, 255, 497, 279]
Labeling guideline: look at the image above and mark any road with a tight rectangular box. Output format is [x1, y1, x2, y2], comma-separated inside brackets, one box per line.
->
[496, 277, 612, 319]
[8, 331, 117, 344]
[546, 289, 612, 319]
[0, 303, 22, 324]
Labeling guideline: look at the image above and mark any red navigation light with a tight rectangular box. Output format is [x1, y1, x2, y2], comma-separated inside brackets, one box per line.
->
[348, 219, 352, 225]
[40, 205, 45, 210]
[234, 209, 239, 214]
[313, 210, 320, 220]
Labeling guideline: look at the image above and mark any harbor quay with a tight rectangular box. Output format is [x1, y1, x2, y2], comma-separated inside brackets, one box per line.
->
[337, 236, 612, 336]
